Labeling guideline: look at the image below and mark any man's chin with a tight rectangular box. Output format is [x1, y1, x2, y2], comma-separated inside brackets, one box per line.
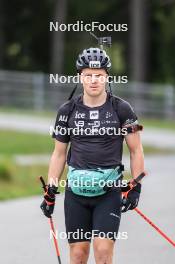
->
[88, 90, 102, 97]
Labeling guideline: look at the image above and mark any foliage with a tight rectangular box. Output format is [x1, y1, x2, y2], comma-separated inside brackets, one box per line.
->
[1, 0, 175, 83]
[151, 1, 175, 84]
[0, 158, 13, 181]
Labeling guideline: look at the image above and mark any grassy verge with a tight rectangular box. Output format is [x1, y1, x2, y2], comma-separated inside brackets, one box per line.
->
[0, 129, 174, 201]
[1, 108, 175, 131]
[141, 118, 175, 131]
[124, 144, 175, 155]
[1, 129, 174, 157]
[0, 107, 55, 118]
[0, 130, 52, 200]
[0, 163, 48, 200]
[0, 158, 67, 200]
[0, 130, 53, 155]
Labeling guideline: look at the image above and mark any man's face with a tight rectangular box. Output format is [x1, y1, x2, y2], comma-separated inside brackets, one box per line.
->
[80, 68, 108, 97]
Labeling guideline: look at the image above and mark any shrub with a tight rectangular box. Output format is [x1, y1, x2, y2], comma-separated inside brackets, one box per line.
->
[0, 160, 13, 181]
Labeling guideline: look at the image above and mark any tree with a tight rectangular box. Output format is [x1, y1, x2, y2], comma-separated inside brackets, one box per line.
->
[129, 0, 150, 82]
[0, 0, 5, 68]
[50, 0, 68, 74]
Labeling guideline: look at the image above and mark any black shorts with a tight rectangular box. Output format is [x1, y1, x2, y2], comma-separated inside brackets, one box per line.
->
[64, 188, 122, 243]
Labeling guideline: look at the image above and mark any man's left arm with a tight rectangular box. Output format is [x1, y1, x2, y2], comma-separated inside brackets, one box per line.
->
[121, 131, 144, 212]
[117, 99, 145, 211]
[125, 131, 145, 180]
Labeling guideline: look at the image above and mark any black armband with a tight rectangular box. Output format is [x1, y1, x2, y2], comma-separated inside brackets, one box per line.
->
[125, 124, 143, 134]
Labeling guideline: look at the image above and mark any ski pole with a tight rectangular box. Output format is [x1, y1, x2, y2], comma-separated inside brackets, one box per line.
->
[134, 207, 175, 247]
[39, 176, 62, 264]
[49, 217, 62, 264]
[123, 172, 175, 248]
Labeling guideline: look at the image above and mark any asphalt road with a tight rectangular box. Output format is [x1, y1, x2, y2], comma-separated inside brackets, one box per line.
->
[0, 155, 175, 264]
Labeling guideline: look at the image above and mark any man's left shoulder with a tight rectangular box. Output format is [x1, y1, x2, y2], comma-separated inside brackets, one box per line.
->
[110, 94, 134, 112]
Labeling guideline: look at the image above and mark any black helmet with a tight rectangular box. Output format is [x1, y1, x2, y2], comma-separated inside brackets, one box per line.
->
[76, 47, 111, 72]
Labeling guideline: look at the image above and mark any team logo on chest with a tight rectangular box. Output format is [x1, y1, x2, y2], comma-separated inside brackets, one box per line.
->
[75, 111, 86, 119]
[74, 120, 85, 127]
[89, 110, 99, 120]
[59, 115, 68, 122]
[105, 112, 113, 119]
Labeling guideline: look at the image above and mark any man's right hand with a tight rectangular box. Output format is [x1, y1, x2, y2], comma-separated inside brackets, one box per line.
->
[121, 183, 141, 213]
[40, 185, 58, 218]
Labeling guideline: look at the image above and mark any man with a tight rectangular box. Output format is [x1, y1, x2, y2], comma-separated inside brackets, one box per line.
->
[40, 47, 144, 264]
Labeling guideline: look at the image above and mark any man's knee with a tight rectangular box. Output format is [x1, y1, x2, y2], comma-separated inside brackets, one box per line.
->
[94, 239, 114, 262]
[95, 245, 111, 259]
[70, 243, 90, 263]
[72, 248, 88, 260]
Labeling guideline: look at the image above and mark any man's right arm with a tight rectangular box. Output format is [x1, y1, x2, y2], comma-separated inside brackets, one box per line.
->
[47, 140, 69, 186]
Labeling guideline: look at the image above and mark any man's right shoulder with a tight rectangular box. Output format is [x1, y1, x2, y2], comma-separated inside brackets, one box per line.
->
[57, 99, 75, 114]
[57, 94, 81, 114]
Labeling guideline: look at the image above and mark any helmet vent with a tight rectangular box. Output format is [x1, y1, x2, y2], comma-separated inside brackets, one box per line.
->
[76, 47, 111, 71]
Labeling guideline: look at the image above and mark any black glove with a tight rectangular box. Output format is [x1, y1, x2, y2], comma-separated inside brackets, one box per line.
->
[122, 183, 141, 213]
[40, 185, 58, 218]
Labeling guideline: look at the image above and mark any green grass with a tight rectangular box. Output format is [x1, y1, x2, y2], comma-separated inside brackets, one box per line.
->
[1, 108, 175, 131]
[0, 129, 173, 158]
[124, 144, 175, 155]
[0, 160, 67, 200]
[0, 164, 47, 200]
[0, 130, 53, 155]
[0, 127, 174, 201]
[0, 107, 55, 118]
[0, 130, 55, 200]
[141, 118, 175, 131]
